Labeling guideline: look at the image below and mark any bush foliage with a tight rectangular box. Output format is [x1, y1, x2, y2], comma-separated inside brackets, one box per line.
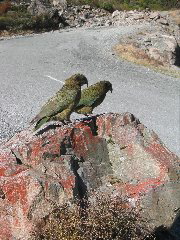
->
[0, 1, 60, 32]
[67, 0, 180, 11]
[0, 14, 59, 31]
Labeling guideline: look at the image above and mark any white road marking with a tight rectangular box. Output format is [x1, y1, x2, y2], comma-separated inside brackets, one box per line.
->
[45, 75, 64, 84]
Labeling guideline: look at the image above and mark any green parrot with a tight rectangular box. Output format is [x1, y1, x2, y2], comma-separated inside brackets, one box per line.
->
[74, 81, 113, 116]
[30, 74, 88, 130]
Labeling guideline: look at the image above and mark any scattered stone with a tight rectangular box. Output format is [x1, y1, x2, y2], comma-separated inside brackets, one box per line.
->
[51, 0, 67, 10]
[112, 10, 120, 18]
[58, 22, 64, 28]
[83, 4, 91, 9]
[83, 12, 89, 19]
[23, 2, 180, 32]
[105, 20, 112, 26]
[149, 12, 160, 20]
[133, 13, 144, 20]
[157, 17, 169, 25]
[27, 0, 51, 15]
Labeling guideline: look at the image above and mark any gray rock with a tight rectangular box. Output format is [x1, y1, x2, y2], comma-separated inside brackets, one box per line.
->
[51, 0, 67, 10]
[83, 4, 91, 9]
[112, 10, 120, 18]
[0, 113, 179, 239]
[149, 12, 160, 20]
[133, 13, 145, 20]
[105, 20, 112, 26]
[147, 33, 178, 66]
[58, 22, 64, 28]
[83, 12, 90, 19]
[157, 17, 169, 25]
[28, 0, 50, 15]
[28, 0, 67, 15]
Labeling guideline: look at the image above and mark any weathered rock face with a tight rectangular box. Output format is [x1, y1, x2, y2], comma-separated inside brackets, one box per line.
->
[141, 33, 179, 66]
[62, 5, 111, 28]
[145, 33, 177, 66]
[0, 113, 179, 239]
[24, 2, 180, 31]
[27, 0, 67, 16]
[60, 7, 180, 30]
[111, 10, 180, 69]
[116, 29, 180, 68]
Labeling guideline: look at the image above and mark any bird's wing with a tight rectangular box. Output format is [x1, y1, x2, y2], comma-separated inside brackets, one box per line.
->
[77, 83, 105, 107]
[34, 86, 79, 121]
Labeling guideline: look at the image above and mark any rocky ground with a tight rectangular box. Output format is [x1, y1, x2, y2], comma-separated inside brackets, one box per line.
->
[61, 6, 180, 71]
[1, 3, 180, 71]
[58, 6, 180, 70]
[61, 5, 179, 31]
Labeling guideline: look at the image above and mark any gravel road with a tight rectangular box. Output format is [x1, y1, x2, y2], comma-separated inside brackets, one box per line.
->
[0, 24, 180, 156]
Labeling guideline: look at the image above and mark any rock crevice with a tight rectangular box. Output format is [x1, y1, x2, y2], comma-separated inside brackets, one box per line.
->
[0, 112, 179, 239]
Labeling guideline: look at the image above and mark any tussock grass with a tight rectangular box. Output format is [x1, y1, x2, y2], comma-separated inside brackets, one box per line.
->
[114, 44, 180, 78]
[32, 194, 155, 240]
[115, 44, 163, 67]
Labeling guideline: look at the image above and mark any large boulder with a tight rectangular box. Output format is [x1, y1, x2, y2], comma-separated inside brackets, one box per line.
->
[0, 113, 179, 239]
[146, 33, 179, 66]
[115, 31, 180, 69]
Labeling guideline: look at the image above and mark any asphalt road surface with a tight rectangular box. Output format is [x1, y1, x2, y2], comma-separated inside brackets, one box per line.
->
[0, 24, 180, 156]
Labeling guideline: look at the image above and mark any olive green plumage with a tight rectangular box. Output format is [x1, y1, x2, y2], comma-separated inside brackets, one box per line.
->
[75, 81, 113, 115]
[31, 74, 88, 130]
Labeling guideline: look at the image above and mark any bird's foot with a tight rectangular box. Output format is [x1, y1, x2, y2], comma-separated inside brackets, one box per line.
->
[63, 120, 71, 125]
[84, 114, 94, 120]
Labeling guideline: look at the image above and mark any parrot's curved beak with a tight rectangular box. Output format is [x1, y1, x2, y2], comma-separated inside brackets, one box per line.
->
[83, 77, 88, 87]
[85, 78, 88, 87]
[110, 86, 113, 93]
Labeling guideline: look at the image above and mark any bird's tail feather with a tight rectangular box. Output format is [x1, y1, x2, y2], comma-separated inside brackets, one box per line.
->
[30, 116, 39, 125]
[34, 116, 50, 131]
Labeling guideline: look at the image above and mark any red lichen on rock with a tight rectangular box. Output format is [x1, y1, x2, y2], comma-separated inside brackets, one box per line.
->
[0, 113, 179, 239]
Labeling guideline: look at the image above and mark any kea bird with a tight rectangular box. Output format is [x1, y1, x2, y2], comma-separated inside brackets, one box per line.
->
[74, 81, 112, 116]
[30, 74, 88, 130]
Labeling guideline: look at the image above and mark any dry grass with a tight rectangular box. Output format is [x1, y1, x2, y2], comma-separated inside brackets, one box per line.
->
[169, 10, 180, 26]
[32, 194, 155, 240]
[115, 44, 164, 67]
[114, 44, 180, 78]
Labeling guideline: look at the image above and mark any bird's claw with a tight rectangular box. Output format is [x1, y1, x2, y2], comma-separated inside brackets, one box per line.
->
[63, 120, 71, 125]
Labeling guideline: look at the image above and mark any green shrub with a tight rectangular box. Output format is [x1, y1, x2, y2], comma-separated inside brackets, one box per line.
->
[99, 1, 114, 12]
[10, 4, 28, 13]
[0, 13, 59, 32]
[31, 14, 59, 30]
[0, 16, 13, 30]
